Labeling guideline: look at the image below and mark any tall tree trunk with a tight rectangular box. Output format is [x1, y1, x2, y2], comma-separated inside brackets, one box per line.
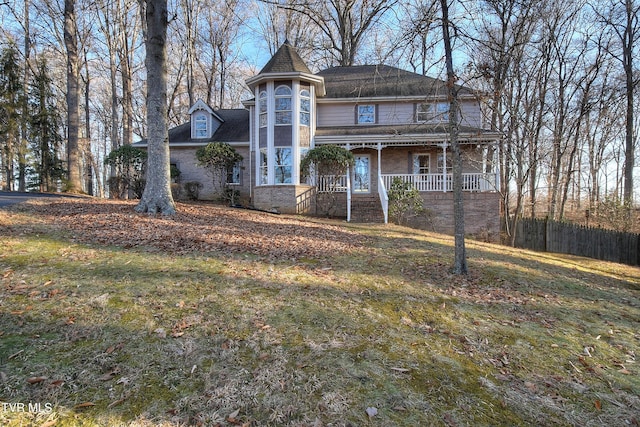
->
[622, 0, 635, 212]
[120, 30, 134, 147]
[83, 44, 100, 196]
[64, 0, 82, 192]
[440, 0, 467, 274]
[135, 0, 176, 215]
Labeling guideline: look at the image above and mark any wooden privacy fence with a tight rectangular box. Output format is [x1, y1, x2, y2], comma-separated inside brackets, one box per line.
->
[513, 218, 640, 266]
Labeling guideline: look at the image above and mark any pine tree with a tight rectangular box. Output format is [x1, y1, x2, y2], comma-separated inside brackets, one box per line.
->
[29, 58, 65, 192]
[0, 44, 25, 191]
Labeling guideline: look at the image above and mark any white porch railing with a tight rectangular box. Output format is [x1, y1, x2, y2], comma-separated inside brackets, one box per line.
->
[315, 173, 497, 193]
[381, 173, 498, 193]
[316, 175, 349, 193]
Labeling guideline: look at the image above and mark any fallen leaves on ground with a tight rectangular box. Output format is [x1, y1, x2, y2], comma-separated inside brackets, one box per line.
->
[3, 199, 368, 260]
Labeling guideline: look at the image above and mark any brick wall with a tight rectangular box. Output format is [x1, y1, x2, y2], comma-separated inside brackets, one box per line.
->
[169, 147, 251, 201]
[409, 192, 501, 241]
[253, 185, 316, 214]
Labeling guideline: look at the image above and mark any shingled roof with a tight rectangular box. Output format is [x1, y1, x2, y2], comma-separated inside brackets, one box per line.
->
[161, 109, 249, 145]
[317, 65, 474, 99]
[259, 41, 312, 74]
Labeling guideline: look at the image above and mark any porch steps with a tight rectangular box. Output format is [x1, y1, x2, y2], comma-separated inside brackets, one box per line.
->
[350, 196, 385, 223]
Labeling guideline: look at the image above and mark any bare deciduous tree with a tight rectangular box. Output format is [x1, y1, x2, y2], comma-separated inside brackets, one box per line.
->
[261, 0, 398, 67]
[593, 0, 639, 212]
[440, 0, 466, 274]
[64, 0, 82, 192]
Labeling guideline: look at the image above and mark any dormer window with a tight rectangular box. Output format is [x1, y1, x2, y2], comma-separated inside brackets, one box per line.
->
[194, 113, 208, 138]
[275, 85, 292, 125]
[300, 89, 310, 126]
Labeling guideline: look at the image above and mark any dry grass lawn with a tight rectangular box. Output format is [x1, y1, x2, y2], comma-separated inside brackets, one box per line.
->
[0, 198, 639, 426]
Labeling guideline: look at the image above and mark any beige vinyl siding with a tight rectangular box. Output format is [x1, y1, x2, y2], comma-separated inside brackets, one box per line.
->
[317, 99, 484, 128]
[317, 103, 355, 127]
[377, 102, 414, 124]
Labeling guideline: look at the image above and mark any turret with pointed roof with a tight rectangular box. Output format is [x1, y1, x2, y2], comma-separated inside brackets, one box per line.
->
[259, 40, 312, 74]
[246, 41, 325, 95]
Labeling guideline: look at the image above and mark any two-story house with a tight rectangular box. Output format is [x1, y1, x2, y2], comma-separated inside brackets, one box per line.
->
[151, 42, 501, 237]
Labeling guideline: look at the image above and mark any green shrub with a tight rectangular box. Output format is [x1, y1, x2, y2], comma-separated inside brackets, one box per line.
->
[388, 177, 425, 226]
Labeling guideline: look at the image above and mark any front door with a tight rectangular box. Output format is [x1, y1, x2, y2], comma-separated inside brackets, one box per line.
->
[353, 155, 370, 193]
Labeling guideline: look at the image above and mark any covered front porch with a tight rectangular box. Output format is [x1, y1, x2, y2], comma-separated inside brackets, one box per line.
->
[315, 140, 500, 224]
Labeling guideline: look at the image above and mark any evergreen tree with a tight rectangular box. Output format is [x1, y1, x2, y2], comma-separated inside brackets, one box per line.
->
[29, 58, 65, 192]
[0, 44, 25, 191]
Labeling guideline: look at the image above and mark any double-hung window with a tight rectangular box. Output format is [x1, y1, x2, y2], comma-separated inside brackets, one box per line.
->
[357, 104, 375, 124]
[416, 103, 432, 122]
[227, 161, 241, 185]
[416, 102, 450, 122]
[275, 85, 292, 125]
[436, 102, 450, 121]
[413, 154, 431, 175]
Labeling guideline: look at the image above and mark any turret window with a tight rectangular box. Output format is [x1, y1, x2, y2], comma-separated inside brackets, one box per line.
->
[275, 85, 292, 125]
[275, 147, 292, 183]
[259, 149, 268, 184]
[300, 89, 310, 126]
[259, 91, 268, 128]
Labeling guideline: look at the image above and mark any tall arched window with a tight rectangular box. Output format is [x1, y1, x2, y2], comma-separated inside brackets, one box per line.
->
[300, 89, 310, 126]
[275, 85, 292, 125]
[259, 91, 268, 128]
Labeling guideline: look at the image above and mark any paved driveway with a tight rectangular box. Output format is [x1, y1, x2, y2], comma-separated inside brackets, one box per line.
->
[0, 191, 72, 208]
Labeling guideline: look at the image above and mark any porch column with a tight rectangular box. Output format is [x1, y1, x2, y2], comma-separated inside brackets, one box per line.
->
[377, 142, 382, 180]
[441, 142, 447, 192]
[346, 143, 351, 222]
[494, 141, 501, 191]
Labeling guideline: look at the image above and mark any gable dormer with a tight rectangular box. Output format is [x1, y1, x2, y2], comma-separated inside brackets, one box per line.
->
[188, 99, 224, 140]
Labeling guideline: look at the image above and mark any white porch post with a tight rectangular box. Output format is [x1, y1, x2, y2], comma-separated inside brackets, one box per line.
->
[346, 143, 351, 222]
[441, 142, 447, 192]
[377, 142, 382, 177]
[346, 167, 351, 222]
[494, 141, 501, 191]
